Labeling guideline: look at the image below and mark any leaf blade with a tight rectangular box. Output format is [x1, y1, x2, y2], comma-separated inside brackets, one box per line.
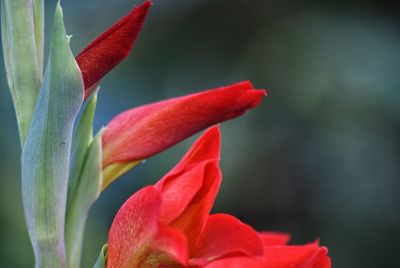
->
[21, 3, 83, 266]
[66, 130, 103, 268]
[67, 90, 98, 210]
[1, 0, 44, 142]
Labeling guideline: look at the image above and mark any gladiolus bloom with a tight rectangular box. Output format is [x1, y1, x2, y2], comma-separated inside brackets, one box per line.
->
[102, 81, 266, 169]
[76, 0, 151, 98]
[107, 126, 331, 267]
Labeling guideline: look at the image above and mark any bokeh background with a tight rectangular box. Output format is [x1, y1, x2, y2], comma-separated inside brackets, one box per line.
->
[1, 0, 400, 267]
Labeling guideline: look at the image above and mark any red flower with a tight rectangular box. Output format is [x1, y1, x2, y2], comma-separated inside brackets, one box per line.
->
[106, 126, 331, 267]
[102, 81, 266, 168]
[76, 0, 151, 98]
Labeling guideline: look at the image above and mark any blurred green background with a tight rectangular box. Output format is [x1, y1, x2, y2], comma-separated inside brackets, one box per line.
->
[1, 0, 400, 267]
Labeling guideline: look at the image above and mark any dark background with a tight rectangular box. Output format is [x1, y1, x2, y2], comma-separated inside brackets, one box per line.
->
[1, 0, 400, 267]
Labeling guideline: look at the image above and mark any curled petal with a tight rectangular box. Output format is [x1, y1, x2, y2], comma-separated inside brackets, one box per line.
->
[155, 126, 221, 224]
[190, 214, 264, 266]
[102, 81, 266, 167]
[168, 162, 221, 250]
[149, 126, 222, 250]
[76, 0, 151, 98]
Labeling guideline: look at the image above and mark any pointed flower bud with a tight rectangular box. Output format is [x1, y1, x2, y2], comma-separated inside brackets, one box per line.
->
[76, 0, 151, 98]
[102, 81, 266, 168]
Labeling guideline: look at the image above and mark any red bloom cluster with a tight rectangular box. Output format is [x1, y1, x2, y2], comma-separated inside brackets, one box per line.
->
[106, 127, 331, 268]
[74, 1, 331, 267]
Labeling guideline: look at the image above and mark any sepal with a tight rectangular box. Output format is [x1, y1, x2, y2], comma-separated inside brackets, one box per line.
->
[102, 160, 141, 191]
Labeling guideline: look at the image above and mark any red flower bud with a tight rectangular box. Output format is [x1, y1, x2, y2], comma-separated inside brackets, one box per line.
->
[76, 0, 151, 98]
[102, 81, 266, 167]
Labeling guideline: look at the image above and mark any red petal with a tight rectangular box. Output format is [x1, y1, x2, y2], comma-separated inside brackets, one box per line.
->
[262, 244, 331, 268]
[151, 127, 222, 250]
[107, 186, 161, 268]
[149, 225, 189, 266]
[102, 81, 266, 167]
[259, 232, 291, 246]
[76, 0, 151, 98]
[204, 244, 331, 268]
[168, 162, 221, 251]
[190, 214, 264, 266]
[155, 126, 221, 224]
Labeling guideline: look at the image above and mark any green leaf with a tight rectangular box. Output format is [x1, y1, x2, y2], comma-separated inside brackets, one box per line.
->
[66, 130, 103, 268]
[21, 3, 83, 267]
[93, 245, 108, 268]
[65, 89, 100, 268]
[1, 0, 44, 143]
[67, 89, 98, 210]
